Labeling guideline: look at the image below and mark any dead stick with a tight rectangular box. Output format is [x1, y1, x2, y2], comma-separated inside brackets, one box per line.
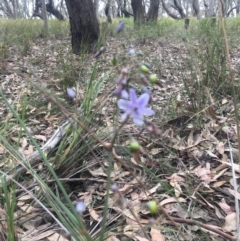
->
[169, 217, 236, 241]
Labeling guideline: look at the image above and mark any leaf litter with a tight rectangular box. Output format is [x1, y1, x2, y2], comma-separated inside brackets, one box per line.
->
[0, 25, 240, 241]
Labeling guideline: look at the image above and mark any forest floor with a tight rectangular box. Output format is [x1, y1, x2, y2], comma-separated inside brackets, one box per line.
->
[1, 19, 240, 241]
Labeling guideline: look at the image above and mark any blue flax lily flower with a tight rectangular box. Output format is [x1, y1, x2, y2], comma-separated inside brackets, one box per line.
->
[116, 21, 124, 33]
[117, 89, 154, 126]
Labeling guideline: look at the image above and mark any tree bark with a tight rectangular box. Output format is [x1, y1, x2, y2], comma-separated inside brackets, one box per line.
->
[41, 0, 48, 35]
[237, 0, 240, 14]
[116, 0, 123, 17]
[207, 0, 216, 17]
[227, 4, 240, 17]
[192, 0, 200, 19]
[161, 0, 181, 19]
[173, 0, 186, 18]
[33, 0, 64, 20]
[105, 0, 112, 23]
[93, 0, 99, 16]
[147, 0, 160, 22]
[65, 0, 99, 55]
[131, 0, 145, 25]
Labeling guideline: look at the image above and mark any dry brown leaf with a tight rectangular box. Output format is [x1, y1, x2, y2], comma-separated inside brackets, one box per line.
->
[217, 142, 225, 155]
[47, 233, 68, 241]
[89, 208, 101, 222]
[18, 194, 32, 201]
[31, 230, 55, 241]
[206, 106, 217, 120]
[192, 163, 212, 184]
[83, 192, 93, 206]
[187, 130, 194, 146]
[226, 188, 240, 200]
[206, 150, 219, 159]
[21, 137, 28, 148]
[0, 146, 4, 154]
[150, 228, 165, 241]
[212, 180, 226, 187]
[34, 135, 47, 142]
[135, 236, 149, 241]
[222, 213, 237, 232]
[167, 173, 185, 197]
[139, 183, 161, 200]
[160, 197, 186, 206]
[218, 198, 233, 215]
[106, 236, 121, 241]
[214, 206, 225, 219]
[212, 168, 227, 181]
[23, 145, 34, 155]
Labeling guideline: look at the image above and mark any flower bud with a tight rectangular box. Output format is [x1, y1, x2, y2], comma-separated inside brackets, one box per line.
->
[129, 140, 140, 152]
[147, 201, 158, 214]
[121, 67, 128, 75]
[140, 65, 150, 74]
[149, 74, 157, 84]
[112, 56, 118, 66]
[100, 46, 105, 52]
[65, 125, 72, 134]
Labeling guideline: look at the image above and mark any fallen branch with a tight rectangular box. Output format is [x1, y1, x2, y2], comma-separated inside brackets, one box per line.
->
[170, 217, 236, 241]
[0, 119, 71, 187]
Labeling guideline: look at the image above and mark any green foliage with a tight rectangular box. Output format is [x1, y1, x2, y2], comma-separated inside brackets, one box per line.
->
[0, 19, 68, 56]
[2, 178, 16, 241]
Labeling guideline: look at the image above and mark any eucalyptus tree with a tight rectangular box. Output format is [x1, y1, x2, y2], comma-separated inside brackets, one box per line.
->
[131, 0, 145, 25]
[147, 0, 160, 22]
[65, 0, 100, 55]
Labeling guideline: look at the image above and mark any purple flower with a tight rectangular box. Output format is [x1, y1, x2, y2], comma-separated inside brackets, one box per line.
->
[111, 183, 119, 192]
[116, 21, 124, 33]
[128, 48, 135, 56]
[117, 89, 154, 126]
[67, 88, 75, 99]
[76, 201, 86, 214]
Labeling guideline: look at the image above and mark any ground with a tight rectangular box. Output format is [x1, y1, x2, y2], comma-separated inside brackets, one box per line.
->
[0, 18, 240, 241]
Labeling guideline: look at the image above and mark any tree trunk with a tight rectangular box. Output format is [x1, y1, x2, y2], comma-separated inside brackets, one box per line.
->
[173, 0, 186, 18]
[41, 0, 48, 35]
[93, 0, 99, 16]
[161, 0, 181, 19]
[105, 0, 112, 23]
[131, 0, 145, 25]
[116, 0, 123, 17]
[65, 0, 99, 55]
[147, 0, 160, 22]
[192, 0, 200, 19]
[237, 0, 240, 14]
[207, 0, 216, 17]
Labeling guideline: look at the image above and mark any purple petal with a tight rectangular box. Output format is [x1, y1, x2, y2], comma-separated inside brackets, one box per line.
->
[76, 201, 86, 214]
[129, 89, 138, 104]
[136, 93, 150, 108]
[141, 107, 155, 116]
[121, 89, 129, 99]
[117, 99, 129, 110]
[132, 114, 144, 125]
[111, 183, 119, 192]
[67, 88, 75, 98]
[128, 48, 135, 56]
[117, 21, 124, 33]
[120, 112, 129, 122]
[112, 86, 123, 98]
